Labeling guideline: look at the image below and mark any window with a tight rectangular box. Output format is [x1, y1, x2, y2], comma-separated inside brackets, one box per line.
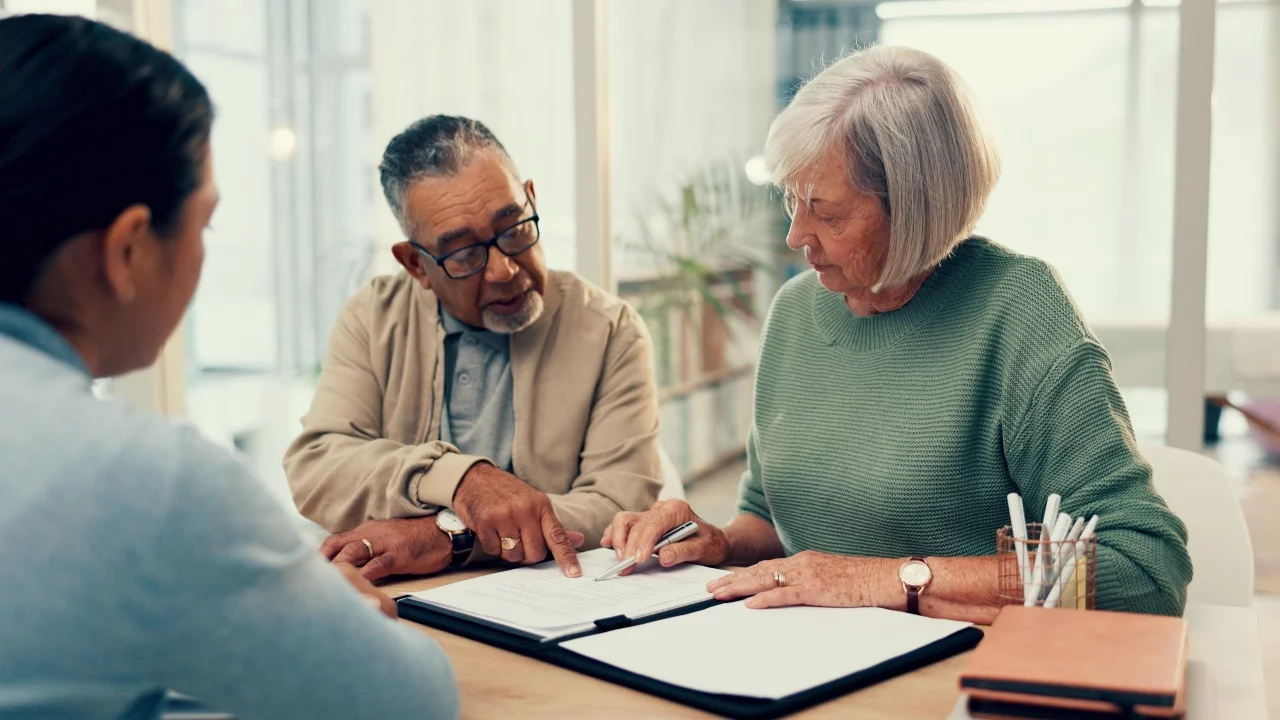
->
[880, 0, 1280, 440]
[878, 0, 1182, 438]
[1203, 0, 1280, 445]
[609, 0, 779, 480]
[173, 0, 579, 505]
[47, 0, 1247, 476]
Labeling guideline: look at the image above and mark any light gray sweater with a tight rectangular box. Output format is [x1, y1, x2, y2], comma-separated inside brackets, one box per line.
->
[0, 303, 459, 720]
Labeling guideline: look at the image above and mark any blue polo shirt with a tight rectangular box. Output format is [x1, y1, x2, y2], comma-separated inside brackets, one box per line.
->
[440, 309, 515, 471]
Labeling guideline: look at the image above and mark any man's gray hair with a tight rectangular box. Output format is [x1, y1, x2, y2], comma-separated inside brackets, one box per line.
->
[765, 45, 1001, 291]
[378, 115, 519, 236]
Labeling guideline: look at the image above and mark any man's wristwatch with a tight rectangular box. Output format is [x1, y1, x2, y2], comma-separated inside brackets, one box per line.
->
[898, 557, 933, 615]
[435, 509, 475, 568]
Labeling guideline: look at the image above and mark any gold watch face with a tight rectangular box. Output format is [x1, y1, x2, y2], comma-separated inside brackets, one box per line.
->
[899, 560, 932, 588]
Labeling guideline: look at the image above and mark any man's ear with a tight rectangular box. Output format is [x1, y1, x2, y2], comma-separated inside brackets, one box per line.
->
[524, 179, 536, 205]
[99, 204, 153, 304]
[391, 242, 432, 290]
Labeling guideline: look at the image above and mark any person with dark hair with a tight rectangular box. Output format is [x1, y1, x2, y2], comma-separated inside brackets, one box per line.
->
[0, 15, 458, 720]
[284, 115, 662, 581]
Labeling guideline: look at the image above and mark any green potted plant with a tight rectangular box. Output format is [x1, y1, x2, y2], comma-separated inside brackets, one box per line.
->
[616, 154, 782, 388]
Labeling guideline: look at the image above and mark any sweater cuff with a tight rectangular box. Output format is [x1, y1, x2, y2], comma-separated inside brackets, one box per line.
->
[415, 453, 490, 508]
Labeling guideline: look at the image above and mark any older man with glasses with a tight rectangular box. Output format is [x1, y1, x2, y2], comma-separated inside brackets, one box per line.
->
[285, 115, 662, 580]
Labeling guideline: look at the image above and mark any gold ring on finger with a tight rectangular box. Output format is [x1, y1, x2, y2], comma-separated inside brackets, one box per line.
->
[361, 538, 374, 559]
[774, 570, 786, 588]
[501, 537, 521, 551]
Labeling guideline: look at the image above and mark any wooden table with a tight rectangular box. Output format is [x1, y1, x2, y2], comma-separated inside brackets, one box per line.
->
[385, 571, 1269, 719]
[383, 569, 973, 719]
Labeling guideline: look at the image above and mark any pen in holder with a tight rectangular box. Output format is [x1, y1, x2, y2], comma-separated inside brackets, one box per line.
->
[997, 524, 1097, 610]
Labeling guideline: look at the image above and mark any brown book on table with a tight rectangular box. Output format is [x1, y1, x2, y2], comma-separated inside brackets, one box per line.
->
[959, 605, 1188, 719]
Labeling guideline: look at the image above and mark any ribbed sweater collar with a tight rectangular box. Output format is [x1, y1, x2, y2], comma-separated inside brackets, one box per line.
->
[812, 237, 984, 351]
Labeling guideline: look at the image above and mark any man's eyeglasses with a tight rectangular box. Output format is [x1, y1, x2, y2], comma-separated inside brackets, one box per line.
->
[410, 191, 540, 280]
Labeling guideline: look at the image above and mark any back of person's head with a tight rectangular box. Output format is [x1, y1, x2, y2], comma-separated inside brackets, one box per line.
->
[0, 14, 213, 305]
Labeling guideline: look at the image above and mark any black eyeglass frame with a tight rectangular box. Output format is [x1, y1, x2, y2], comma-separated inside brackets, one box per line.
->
[409, 189, 541, 280]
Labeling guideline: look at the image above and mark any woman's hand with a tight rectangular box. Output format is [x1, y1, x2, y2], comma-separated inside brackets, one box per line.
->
[333, 561, 399, 618]
[706, 551, 899, 610]
[601, 499, 731, 573]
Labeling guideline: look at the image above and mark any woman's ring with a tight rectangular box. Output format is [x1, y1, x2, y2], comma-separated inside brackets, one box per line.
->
[774, 570, 786, 588]
[361, 538, 374, 559]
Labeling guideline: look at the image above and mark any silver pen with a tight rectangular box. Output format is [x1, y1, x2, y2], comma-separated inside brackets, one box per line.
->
[594, 521, 700, 581]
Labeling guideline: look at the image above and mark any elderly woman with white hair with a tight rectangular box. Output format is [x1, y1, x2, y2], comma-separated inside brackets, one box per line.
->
[603, 46, 1191, 621]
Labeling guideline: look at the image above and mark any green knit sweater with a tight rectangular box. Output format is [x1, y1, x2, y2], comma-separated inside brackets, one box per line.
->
[739, 237, 1192, 615]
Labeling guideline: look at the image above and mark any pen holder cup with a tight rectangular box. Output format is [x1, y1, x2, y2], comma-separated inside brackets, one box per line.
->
[996, 524, 1097, 610]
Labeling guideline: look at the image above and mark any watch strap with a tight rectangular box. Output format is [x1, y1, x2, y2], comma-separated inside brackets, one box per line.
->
[906, 556, 925, 615]
[449, 530, 475, 568]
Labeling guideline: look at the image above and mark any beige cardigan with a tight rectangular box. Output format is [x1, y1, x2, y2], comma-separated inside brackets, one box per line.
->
[284, 270, 662, 548]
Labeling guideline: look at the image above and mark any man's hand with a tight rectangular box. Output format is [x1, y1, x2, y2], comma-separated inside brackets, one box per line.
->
[601, 499, 730, 574]
[332, 561, 399, 618]
[453, 463, 585, 576]
[321, 517, 453, 582]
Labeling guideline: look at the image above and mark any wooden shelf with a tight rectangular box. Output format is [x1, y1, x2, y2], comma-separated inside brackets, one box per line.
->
[616, 263, 755, 290]
[658, 363, 753, 403]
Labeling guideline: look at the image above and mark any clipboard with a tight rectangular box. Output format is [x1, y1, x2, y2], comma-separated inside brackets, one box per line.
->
[397, 594, 984, 720]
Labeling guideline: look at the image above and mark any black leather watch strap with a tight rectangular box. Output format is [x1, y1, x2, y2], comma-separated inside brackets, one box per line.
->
[449, 530, 475, 567]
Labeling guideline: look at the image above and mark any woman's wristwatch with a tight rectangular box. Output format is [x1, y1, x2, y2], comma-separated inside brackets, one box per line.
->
[898, 557, 934, 614]
[435, 509, 475, 568]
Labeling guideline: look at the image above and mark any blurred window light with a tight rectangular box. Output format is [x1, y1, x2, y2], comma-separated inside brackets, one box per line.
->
[744, 156, 771, 186]
[1142, 0, 1263, 6]
[268, 127, 298, 162]
[876, 0, 1129, 19]
[4, 0, 96, 16]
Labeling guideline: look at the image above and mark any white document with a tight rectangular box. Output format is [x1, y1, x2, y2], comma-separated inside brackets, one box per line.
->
[562, 602, 972, 699]
[408, 548, 730, 639]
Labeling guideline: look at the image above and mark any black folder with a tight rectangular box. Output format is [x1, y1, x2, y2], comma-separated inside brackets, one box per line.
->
[397, 594, 984, 720]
